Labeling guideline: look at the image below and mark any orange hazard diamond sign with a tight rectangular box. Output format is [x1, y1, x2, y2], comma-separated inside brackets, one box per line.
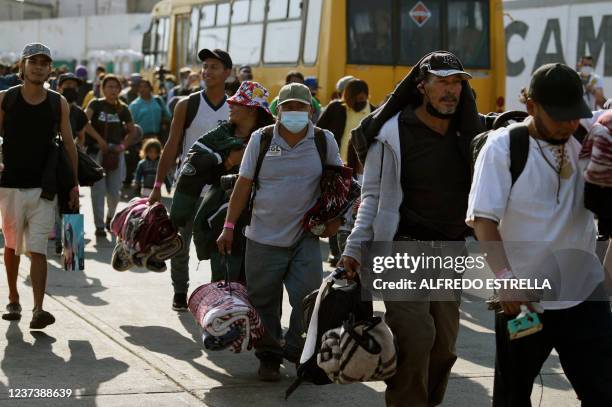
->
[409, 1, 432, 27]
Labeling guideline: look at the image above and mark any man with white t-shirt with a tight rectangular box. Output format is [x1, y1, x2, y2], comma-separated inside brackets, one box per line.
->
[149, 48, 231, 311]
[467, 63, 612, 406]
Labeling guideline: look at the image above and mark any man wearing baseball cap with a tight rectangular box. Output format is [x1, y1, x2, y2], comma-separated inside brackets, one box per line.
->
[340, 51, 484, 406]
[218, 83, 343, 381]
[0, 43, 79, 329]
[468, 63, 612, 405]
[150, 48, 232, 312]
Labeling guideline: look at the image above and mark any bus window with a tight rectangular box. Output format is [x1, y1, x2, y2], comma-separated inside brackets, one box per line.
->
[262, 0, 302, 63]
[199, 27, 229, 51]
[447, 0, 489, 68]
[250, 0, 265, 22]
[347, 0, 393, 65]
[264, 20, 301, 63]
[189, 7, 201, 64]
[201, 5, 215, 27]
[230, 24, 264, 64]
[142, 20, 154, 69]
[268, 0, 289, 20]
[199, 2, 230, 52]
[229, 0, 264, 65]
[217, 3, 231, 25]
[288, 0, 301, 18]
[177, 14, 191, 68]
[398, 0, 442, 66]
[303, 0, 323, 64]
[155, 17, 169, 66]
[231, 0, 250, 24]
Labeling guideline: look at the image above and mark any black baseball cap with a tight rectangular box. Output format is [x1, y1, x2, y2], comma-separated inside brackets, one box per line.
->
[420, 51, 471, 80]
[58, 72, 82, 86]
[198, 48, 232, 69]
[529, 63, 592, 121]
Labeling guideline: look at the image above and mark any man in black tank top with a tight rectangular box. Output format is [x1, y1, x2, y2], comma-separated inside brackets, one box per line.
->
[0, 43, 79, 330]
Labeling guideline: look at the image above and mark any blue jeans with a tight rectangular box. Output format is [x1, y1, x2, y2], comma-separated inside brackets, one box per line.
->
[245, 235, 323, 362]
[90, 152, 125, 229]
[170, 197, 202, 294]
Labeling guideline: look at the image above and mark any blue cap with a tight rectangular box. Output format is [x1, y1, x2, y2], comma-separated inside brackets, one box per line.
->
[304, 76, 318, 90]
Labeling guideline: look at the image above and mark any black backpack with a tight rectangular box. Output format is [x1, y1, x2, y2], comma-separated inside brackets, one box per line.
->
[470, 110, 530, 185]
[246, 125, 328, 224]
[285, 268, 373, 399]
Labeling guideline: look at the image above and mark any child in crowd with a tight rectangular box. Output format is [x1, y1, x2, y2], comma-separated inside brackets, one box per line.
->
[135, 139, 164, 197]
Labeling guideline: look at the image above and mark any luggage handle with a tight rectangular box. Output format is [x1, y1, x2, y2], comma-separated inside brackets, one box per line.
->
[342, 314, 382, 355]
[220, 255, 233, 296]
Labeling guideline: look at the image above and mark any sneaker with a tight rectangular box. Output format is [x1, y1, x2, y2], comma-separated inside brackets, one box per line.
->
[29, 310, 55, 329]
[172, 293, 188, 311]
[258, 359, 281, 382]
[95, 228, 106, 237]
[2, 303, 22, 321]
[145, 258, 167, 272]
[105, 218, 112, 232]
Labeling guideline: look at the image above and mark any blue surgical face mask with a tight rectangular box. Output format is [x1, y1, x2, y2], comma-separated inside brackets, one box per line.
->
[280, 111, 309, 133]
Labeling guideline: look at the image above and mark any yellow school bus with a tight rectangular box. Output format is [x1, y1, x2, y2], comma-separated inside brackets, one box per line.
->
[142, 0, 506, 112]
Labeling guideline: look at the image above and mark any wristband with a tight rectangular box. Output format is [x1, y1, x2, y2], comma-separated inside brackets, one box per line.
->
[153, 181, 163, 189]
[71, 186, 79, 193]
[223, 221, 235, 230]
[118, 144, 126, 152]
[495, 267, 515, 280]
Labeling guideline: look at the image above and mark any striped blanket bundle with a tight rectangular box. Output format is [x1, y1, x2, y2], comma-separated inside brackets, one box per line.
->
[188, 281, 264, 353]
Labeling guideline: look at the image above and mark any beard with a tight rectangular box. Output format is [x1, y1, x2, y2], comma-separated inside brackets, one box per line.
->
[534, 115, 572, 145]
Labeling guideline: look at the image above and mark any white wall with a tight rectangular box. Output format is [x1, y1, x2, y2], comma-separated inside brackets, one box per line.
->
[30, 0, 127, 17]
[504, 1, 612, 110]
[0, 14, 150, 76]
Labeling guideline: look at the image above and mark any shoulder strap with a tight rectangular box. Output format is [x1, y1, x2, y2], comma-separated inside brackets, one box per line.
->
[1, 85, 22, 114]
[509, 124, 530, 185]
[246, 125, 274, 225]
[47, 89, 62, 136]
[184, 91, 201, 131]
[313, 127, 327, 169]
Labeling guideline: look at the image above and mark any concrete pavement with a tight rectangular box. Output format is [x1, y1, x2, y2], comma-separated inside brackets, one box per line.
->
[0, 190, 580, 406]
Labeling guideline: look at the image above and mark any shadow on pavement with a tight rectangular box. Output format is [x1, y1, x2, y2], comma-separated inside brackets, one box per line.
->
[45, 261, 109, 307]
[0, 323, 129, 404]
[120, 324, 254, 384]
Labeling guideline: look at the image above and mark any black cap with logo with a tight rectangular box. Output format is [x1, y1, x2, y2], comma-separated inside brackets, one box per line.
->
[528, 63, 592, 121]
[419, 51, 472, 80]
[198, 48, 233, 69]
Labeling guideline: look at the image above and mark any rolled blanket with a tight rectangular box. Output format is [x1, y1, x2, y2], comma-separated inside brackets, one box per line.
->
[203, 325, 242, 351]
[584, 122, 612, 187]
[317, 316, 397, 384]
[188, 281, 264, 353]
[303, 166, 361, 235]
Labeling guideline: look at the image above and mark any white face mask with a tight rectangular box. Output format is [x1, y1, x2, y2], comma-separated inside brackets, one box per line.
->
[280, 111, 309, 133]
[580, 66, 594, 76]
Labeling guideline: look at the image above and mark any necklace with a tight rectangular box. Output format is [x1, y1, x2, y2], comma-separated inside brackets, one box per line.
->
[534, 138, 565, 204]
